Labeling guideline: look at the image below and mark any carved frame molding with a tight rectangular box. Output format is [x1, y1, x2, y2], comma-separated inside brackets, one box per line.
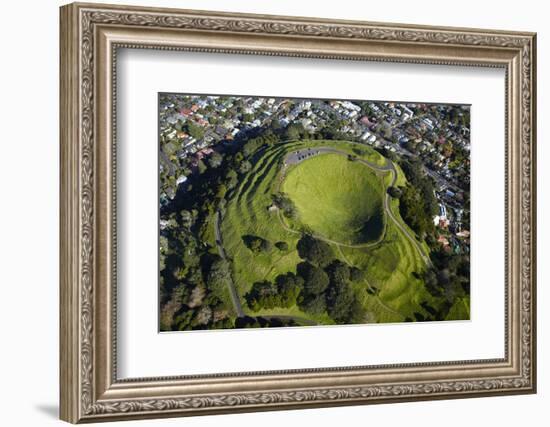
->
[60, 2, 536, 423]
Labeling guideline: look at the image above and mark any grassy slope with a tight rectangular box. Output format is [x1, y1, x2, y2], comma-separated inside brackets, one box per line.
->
[281, 154, 385, 245]
[221, 144, 301, 294]
[220, 140, 433, 323]
[446, 296, 470, 321]
[340, 164, 436, 322]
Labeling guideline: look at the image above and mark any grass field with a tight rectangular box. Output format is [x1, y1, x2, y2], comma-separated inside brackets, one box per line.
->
[220, 139, 437, 324]
[282, 154, 385, 245]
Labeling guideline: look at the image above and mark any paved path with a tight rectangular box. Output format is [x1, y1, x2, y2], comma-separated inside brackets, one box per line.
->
[213, 211, 244, 317]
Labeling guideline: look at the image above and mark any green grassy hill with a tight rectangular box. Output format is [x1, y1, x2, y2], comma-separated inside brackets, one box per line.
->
[219, 139, 437, 324]
[282, 153, 385, 245]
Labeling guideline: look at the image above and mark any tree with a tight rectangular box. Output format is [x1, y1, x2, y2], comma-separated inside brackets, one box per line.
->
[348, 296, 367, 323]
[326, 280, 355, 323]
[185, 267, 203, 286]
[238, 160, 251, 174]
[276, 272, 304, 292]
[173, 310, 194, 331]
[260, 239, 272, 252]
[283, 123, 305, 140]
[297, 262, 330, 295]
[247, 272, 304, 311]
[197, 159, 207, 174]
[349, 267, 366, 282]
[206, 256, 231, 298]
[242, 235, 271, 253]
[187, 285, 206, 308]
[323, 262, 366, 324]
[327, 260, 350, 284]
[246, 280, 279, 311]
[275, 272, 303, 307]
[271, 193, 297, 219]
[296, 234, 334, 268]
[179, 209, 195, 229]
[225, 169, 238, 190]
[195, 306, 213, 325]
[275, 241, 289, 252]
[301, 294, 327, 315]
[400, 158, 438, 217]
[249, 238, 263, 252]
[398, 185, 433, 237]
[184, 121, 205, 140]
[235, 316, 263, 328]
[182, 246, 200, 271]
[207, 151, 223, 168]
[387, 186, 402, 198]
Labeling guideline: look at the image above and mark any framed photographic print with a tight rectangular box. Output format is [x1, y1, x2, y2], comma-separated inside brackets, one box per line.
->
[157, 92, 470, 331]
[60, 2, 537, 423]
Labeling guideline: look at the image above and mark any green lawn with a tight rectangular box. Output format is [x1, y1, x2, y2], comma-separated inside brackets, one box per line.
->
[446, 296, 470, 321]
[220, 139, 435, 324]
[221, 143, 302, 301]
[281, 154, 385, 245]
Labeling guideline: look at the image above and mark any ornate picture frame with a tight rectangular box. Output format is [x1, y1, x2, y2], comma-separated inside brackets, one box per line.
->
[60, 2, 536, 423]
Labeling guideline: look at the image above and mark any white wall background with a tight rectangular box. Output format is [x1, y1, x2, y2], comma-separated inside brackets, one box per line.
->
[0, 0, 546, 425]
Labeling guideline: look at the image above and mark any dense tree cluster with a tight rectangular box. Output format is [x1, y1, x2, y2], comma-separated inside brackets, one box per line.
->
[297, 262, 330, 295]
[400, 159, 438, 216]
[244, 235, 368, 324]
[395, 159, 438, 238]
[325, 260, 367, 323]
[420, 248, 470, 321]
[283, 123, 309, 141]
[246, 273, 303, 311]
[391, 157, 469, 320]
[296, 234, 334, 268]
[398, 185, 434, 238]
[160, 234, 237, 331]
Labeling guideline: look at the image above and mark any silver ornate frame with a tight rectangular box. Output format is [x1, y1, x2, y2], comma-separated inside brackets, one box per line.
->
[60, 2, 537, 423]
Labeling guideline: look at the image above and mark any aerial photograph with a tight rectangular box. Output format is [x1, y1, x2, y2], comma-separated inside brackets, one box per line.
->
[158, 93, 471, 331]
